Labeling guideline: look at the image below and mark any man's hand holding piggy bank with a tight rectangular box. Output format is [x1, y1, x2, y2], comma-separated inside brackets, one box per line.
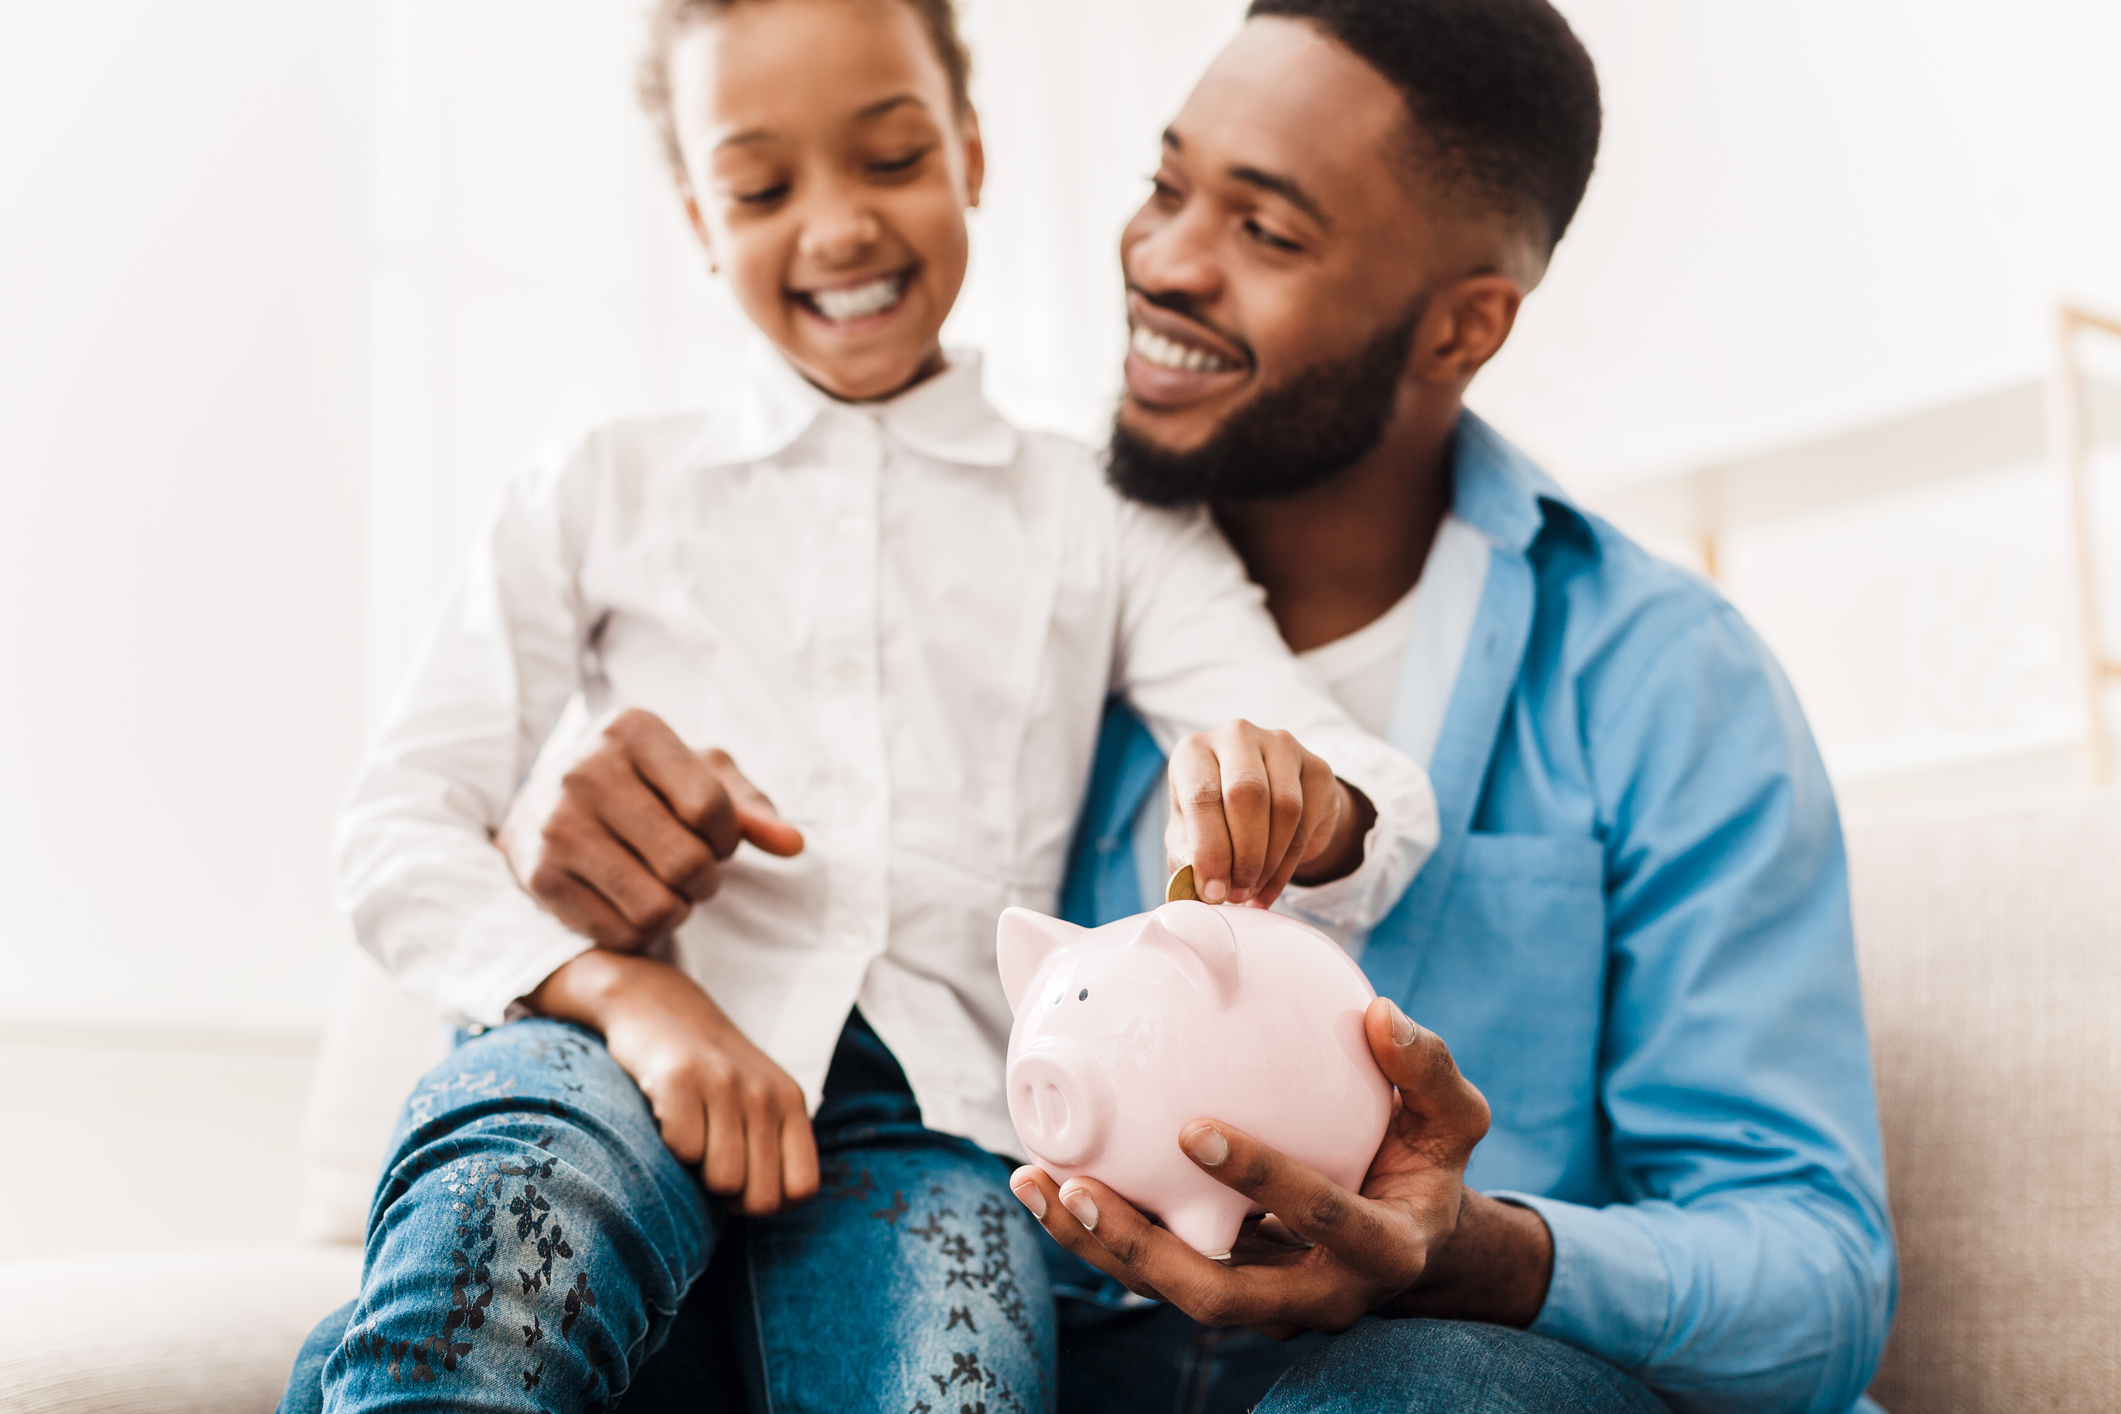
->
[1002, 903, 1555, 1338]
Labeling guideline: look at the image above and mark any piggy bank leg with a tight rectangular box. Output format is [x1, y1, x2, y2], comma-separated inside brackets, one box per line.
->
[1158, 1192, 1252, 1262]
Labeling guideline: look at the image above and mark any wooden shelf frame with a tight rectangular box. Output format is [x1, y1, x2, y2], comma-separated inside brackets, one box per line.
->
[2052, 304, 2121, 785]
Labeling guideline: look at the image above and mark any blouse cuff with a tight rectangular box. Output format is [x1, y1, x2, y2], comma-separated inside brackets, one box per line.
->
[1278, 735, 1438, 931]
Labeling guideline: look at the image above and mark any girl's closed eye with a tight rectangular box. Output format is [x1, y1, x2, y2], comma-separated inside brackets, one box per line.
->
[869, 146, 932, 177]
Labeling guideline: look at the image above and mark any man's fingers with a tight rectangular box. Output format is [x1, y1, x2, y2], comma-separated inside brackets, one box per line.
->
[1178, 1119, 1398, 1274]
[1364, 998, 1492, 1145]
[1169, 735, 1235, 904]
[1007, 1168, 1166, 1301]
[1042, 1174, 1342, 1332]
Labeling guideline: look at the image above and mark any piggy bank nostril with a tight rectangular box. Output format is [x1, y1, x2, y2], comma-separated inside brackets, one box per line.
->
[1005, 1044, 1113, 1168]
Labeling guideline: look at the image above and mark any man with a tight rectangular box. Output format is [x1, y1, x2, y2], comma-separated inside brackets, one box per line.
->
[1011, 2, 1896, 1412]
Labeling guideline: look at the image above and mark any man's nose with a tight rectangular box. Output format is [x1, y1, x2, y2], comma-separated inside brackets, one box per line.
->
[1123, 203, 1224, 305]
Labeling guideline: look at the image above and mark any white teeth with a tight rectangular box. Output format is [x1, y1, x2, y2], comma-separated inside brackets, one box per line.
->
[809, 274, 907, 322]
[1131, 324, 1233, 373]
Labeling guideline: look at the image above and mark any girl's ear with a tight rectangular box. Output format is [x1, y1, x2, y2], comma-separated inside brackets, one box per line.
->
[959, 105, 985, 211]
[683, 192, 719, 272]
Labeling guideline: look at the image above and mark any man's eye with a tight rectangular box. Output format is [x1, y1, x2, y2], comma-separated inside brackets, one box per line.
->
[736, 183, 791, 206]
[1244, 219, 1302, 254]
[870, 147, 931, 176]
[1147, 174, 1181, 202]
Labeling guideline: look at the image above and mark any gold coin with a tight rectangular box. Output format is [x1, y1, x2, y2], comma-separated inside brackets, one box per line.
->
[1165, 863, 1199, 903]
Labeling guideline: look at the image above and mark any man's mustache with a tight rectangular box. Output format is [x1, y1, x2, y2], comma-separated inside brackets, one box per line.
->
[1127, 285, 1255, 367]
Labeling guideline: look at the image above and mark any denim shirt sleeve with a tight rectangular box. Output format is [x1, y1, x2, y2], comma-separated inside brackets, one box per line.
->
[1506, 602, 1896, 1414]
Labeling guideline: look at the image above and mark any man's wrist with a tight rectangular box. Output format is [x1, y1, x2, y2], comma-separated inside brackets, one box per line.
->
[1384, 1188, 1555, 1328]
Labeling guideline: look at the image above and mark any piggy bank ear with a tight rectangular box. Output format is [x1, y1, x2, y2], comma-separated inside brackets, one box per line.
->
[1131, 901, 1242, 1007]
[997, 908, 1084, 1013]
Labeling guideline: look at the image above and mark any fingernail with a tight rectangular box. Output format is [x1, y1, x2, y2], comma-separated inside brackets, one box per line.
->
[1011, 1180, 1046, 1219]
[1059, 1185, 1099, 1231]
[1389, 1000, 1417, 1047]
[1203, 878, 1229, 904]
[1182, 1125, 1229, 1168]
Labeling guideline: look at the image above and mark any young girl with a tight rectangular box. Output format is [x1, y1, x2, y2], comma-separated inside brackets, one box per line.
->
[288, 1, 1434, 1409]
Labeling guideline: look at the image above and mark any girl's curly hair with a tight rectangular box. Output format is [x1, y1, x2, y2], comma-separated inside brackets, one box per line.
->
[639, 0, 972, 190]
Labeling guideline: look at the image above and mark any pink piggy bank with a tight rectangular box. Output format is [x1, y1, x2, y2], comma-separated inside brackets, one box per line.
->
[997, 899, 1392, 1259]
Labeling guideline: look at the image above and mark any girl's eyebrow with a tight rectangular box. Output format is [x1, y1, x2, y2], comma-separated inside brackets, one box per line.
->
[713, 93, 928, 153]
[854, 94, 925, 121]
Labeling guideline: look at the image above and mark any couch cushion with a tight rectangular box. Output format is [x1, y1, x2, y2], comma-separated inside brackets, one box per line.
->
[1846, 791, 2121, 1413]
[0, 1246, 360, 1414]
[293, 948, 451, 1244]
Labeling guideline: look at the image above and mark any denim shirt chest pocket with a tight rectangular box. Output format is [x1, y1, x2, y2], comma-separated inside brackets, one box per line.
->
[1409, 832, 1608, 1167]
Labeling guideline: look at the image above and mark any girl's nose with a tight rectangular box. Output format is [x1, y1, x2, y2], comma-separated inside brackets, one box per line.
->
[798, 196, 884, 267]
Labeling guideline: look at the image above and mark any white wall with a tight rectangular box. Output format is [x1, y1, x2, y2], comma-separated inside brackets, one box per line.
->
[0, 2, 379, 1032]
[1487, 0, 2121, 486]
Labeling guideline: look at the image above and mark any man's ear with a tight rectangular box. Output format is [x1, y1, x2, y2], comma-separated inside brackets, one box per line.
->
[1410, 275, 1523, 387]
[958, 105, 986, 211]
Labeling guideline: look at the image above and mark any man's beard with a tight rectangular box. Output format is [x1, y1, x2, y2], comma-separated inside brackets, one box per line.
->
[1104, 308, 1422, 509]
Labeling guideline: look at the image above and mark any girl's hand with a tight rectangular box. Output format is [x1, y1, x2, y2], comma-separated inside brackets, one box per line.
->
[1164, 720, 1377, 907]
[528, 951, 820, 1215]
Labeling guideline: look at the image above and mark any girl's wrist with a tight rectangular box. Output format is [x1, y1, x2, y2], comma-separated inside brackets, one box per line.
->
[528, 949, 651, 1029]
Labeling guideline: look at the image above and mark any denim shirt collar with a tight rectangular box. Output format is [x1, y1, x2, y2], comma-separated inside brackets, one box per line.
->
[1450, 409, 1588, 557]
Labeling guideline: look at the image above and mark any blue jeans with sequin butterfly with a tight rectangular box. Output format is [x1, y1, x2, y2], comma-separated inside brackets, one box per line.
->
[277, 1012, 1056, 1413]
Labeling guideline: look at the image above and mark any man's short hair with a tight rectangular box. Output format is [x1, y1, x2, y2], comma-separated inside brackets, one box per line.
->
[1247, 0, 1601, 252]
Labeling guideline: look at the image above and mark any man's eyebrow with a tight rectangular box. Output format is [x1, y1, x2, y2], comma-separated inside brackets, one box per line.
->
[715, 95, 926, 152]
[1228, 165, 1329, 227]
[1162, 128, 1330, 228]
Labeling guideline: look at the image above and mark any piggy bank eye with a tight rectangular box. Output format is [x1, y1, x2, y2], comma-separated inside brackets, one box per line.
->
[1078, 988, 1089, 1001]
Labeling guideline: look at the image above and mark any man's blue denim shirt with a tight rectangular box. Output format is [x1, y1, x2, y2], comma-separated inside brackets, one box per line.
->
[1059, 413, 1897, 1414]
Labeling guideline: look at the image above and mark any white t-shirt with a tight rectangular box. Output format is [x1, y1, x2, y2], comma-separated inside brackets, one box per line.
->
[1132, 514, 1492, 955]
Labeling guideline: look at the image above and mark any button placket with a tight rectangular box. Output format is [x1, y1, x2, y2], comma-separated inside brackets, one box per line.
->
[814, 411, 890, 967]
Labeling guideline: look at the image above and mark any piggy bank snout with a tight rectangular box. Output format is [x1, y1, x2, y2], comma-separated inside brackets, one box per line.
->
[1006, 1042, 1115, 1168]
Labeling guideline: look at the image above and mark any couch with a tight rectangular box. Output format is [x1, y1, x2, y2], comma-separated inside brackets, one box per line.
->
[3, 791, 2115, 1413]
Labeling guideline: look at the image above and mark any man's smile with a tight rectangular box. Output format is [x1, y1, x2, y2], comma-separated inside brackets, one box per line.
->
[1123, 293, 1252, 409]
